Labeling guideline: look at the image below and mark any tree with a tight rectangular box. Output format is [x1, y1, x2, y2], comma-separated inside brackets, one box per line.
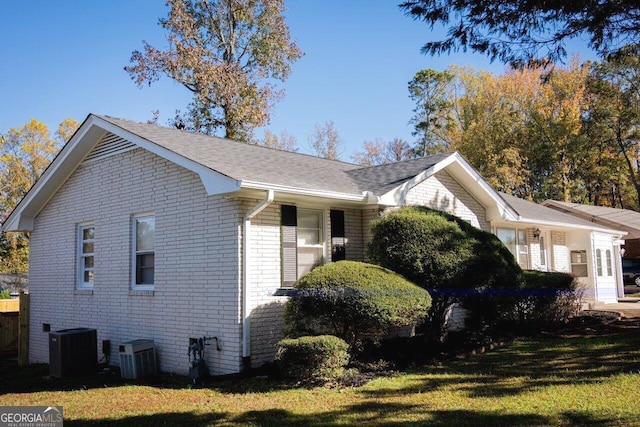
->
[0, 118, 78, 272]
[400, 0, 640, 66]
[421, 62, 594, 202]
[408, 69, 454, 155]
[351, 137, 414, 166]
[309, 120, 342, 160]
[125, 0, 302, 141]
[584, 47, 640, 209]
[259, 129, 298, 152]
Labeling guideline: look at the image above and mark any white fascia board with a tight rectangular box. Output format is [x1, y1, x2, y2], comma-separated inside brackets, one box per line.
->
[2, 116, 106, 231]
[516, 216, 627, 236]
[241, 180, 367, 202]
[377, 159, 447, 206]
[377, 152, 519, 221]
[2, 116, 241, 232]
[95, 119, 241, 196]
[447, 153, 519, 221]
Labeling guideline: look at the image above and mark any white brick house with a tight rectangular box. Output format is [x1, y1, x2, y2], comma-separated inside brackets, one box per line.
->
[2, 114, 626, 375]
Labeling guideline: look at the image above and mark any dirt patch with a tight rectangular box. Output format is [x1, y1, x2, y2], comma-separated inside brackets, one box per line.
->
[545, 312, 640, 338]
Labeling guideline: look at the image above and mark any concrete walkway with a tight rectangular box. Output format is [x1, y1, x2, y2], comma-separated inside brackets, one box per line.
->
[590, 298, 640, 318]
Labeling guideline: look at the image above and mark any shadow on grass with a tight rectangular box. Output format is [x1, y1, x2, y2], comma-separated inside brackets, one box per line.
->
[360, 330, 640, 400]
[64, 411, 227, 426]
[0, 360, 294, 395]
[51, 405, 631, 427]
[232, 405, 553, 426]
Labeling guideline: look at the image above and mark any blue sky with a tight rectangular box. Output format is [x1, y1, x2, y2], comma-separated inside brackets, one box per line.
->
[1, 1, 594, 161]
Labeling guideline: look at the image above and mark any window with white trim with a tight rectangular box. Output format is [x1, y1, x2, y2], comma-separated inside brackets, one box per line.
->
[606, 249, 613, 276]
[496, 228, 528, 269]
[281, 205, 327, 287]
[596, 249, 603, 276]
[571, 250, 588, 277]
[77, 224, 95, 289]
[133, 214, 155, 289]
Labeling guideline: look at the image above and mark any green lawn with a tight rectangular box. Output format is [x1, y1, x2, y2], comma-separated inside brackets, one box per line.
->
[2, 328, 640, 426]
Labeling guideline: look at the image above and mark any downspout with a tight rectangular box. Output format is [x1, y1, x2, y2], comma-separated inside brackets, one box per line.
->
[242, 189, 275, 368]
[590, 232, 599, 304]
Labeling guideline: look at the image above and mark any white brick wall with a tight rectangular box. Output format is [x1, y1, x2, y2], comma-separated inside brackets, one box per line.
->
[246, 203, 367, 367]
[29, 148, 243, 375]
[550, 231, 570, 272]
[404, 171, 490, 231]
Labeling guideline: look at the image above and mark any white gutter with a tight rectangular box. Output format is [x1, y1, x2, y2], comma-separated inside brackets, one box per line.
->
[241, 180, 366, 202]
[241, 189, 275, 363]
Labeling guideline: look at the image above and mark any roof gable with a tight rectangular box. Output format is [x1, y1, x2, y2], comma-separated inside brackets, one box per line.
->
[6, 113, 620, 236]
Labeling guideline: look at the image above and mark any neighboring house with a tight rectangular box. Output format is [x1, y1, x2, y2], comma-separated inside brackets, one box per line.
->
[2, 114, 626, 376]
[541, 200, 640, 259]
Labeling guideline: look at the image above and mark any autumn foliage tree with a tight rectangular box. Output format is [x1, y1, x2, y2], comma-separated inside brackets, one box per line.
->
[309, 120, 342, 160]
[351, 137, 414, 166]
[404, 57, 640, 209]
[125, 0, 302, 141]
[0, 118, 78, 272]
[259, 129, 298, 152]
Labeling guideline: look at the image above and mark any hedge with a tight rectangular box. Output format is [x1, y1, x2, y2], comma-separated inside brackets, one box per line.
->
[275, 335, 349, 383]
[285, 261, 432, 349]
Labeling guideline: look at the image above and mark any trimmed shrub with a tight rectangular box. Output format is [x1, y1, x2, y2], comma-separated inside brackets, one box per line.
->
[368, 206, 524, 338]
[284, 261, 432, 349]
[275, 335, 349, 383]
[500, 270, 583, 332]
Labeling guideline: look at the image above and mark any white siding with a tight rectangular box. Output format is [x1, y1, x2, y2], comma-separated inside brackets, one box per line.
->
[404, 171, 490, 231]
[29, 148, 243, 375]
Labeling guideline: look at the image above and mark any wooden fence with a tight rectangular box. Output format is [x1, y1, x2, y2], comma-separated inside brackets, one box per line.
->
[0, 298, 19, 356]
[0, 291, 29, 364]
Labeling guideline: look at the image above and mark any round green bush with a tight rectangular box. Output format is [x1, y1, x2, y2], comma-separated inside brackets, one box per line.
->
[284, 261, 432, 349]
[368, 206, 524, 337]
[275, 335, 349, 383]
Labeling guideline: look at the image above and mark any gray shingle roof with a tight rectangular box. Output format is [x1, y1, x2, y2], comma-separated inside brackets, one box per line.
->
[543, 200, 640, 238]
[98, 115, 363, 195]
[97, 115, 453, 198]
[346, 153, 453, 195]
[499, 192, 616, 229]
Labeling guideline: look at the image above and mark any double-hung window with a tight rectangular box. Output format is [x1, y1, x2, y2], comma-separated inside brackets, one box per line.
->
[571, 250, 588, 277]
[281, 205, 332, 287]
[133, 214, 155, 289]
[77, 224, 95, 289]
[496, 228, 528, 269]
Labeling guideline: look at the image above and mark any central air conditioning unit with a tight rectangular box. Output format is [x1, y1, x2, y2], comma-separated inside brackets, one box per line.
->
[118, 339, 157, 379]
[49, 328, 97, 378]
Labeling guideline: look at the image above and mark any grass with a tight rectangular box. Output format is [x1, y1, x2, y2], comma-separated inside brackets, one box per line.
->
[2, 328, 640, 426]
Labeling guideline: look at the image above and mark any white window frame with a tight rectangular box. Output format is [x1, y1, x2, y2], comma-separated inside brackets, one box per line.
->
[77, 223, 95, 289]
[596, 249, 603, 277]
[571, 250, 588, 277]
[296, 208, 325, 279]
[606, 249, 613, 276]
[132, 213, 155, 290]
[495, 227, 528, 269]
